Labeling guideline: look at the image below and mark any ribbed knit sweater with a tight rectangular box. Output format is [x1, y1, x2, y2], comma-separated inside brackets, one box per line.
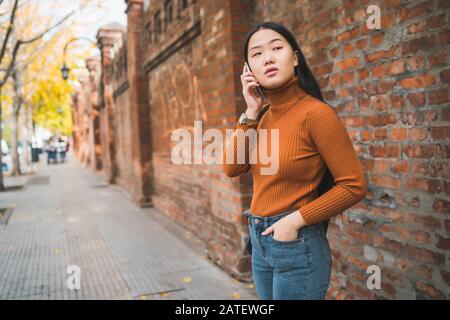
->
[222, 75, 368, 226]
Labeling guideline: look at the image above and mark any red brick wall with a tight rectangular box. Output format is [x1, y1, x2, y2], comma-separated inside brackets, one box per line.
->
[143, 0, 449, 299]
[143, 0, 258, 281]
[72, 0, 449, 299]
[248, 0, 448, 299]
[71, 58, 102, 172]
[96, 25, 126, 184]
[111, 41, 135, 192]
[126, 0, 154, 206]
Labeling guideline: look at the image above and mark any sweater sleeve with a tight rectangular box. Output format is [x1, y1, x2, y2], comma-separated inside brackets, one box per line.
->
[222, 120, 258, 177]
[299, 103, 368, 226]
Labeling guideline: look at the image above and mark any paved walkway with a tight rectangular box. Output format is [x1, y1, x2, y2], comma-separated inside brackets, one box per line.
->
[0, 153, 257, 300]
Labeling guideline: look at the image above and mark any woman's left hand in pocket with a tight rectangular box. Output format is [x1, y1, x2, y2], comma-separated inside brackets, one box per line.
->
[261, 211, 306, 241]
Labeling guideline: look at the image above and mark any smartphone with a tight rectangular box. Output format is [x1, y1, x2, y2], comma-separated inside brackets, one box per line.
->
[244, 62, 265, 99]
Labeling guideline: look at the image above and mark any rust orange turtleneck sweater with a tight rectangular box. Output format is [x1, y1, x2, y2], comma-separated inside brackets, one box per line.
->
[222, 75, 368, 226]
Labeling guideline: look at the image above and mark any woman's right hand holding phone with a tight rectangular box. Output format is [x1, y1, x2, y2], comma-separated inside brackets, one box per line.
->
[241, 62, 264, 120]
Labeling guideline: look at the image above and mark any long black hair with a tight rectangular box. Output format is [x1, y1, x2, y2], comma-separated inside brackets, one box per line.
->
[242, 21, 334, 233]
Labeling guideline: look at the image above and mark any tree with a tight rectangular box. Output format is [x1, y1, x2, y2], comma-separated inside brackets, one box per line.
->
[0, 0, 99, 187]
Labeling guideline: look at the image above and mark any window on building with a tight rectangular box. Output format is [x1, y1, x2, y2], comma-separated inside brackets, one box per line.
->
[146, 23, 152, 44]
[164, 0, 173, 28]
[154, 10, 161, 40]
[180, 0, 188, 11]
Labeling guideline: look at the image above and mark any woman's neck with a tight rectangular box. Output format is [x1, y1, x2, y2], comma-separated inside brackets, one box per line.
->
[263, 75, 307, 112]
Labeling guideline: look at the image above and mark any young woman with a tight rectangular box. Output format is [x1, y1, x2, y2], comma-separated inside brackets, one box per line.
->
[222, 22, 368, 300]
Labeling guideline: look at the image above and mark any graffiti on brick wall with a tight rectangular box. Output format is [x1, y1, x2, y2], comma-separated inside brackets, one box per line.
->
[152, 63, 208, 139]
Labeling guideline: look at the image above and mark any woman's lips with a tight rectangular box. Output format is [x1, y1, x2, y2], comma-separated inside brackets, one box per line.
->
[265, 69, 278, 77]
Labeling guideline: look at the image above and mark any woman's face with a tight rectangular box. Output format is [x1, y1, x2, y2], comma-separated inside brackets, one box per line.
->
[247, 28, 298, 89]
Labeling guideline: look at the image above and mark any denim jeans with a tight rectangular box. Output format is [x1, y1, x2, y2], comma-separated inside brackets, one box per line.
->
[247, 209, 332, 300]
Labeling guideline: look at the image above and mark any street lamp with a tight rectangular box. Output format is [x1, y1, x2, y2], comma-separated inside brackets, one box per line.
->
[61, 37, 98, 81]
[61, 63, 70, 80]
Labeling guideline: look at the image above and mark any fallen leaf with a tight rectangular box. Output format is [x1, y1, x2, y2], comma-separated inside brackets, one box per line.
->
[231, 292, 241, 299]
[183, 277, 191, 283]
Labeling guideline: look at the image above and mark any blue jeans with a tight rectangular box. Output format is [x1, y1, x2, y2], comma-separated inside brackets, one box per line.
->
[247, 209, 332, 300]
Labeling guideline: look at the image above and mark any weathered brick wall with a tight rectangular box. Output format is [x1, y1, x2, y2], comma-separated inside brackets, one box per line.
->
[73, 0, 449, 299]
[71, 76, 90, 164]
[111, 36, 136, 192]
[141, 0, 449, 299]
[143, 0, 257, 281]
[248, 0, 448, 299]
[71, 58, 102, 172]
[85, 57, 103, 171]
[125, 0, 154, 206]
[96, 25, 126, 184]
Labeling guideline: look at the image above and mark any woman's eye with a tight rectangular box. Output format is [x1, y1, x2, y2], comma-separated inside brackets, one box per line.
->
[252, 47, 282, 57]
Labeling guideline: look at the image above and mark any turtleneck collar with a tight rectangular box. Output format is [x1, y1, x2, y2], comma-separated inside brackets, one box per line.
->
[263, 75, 307, 111]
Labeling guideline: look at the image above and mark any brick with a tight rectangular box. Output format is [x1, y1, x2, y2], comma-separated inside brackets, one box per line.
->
[440, 0, 450, 8]
[407, 92, 425, 107]
[440, 69, 450, 83]
[391, 128, 407, 141]
[430, 127, 450, 140]
[336, 27, 359, 41]
[399, 73, 436, 89]
[355, 38, 367, 50]
[398, 2, 433, 21]
[358, 68, 369, 81]
[410, 161, 429, 176]
[366, 47, 395, 64]
[337, 56, 360, 70]
[391, 160, 408, 174]
[442, 108, 450, 121]
[440, 28, 450, 45]
[406, 56, 425, 71]
[407, 20, 425, 34]
[428, 88, 449, 105]
[436, 236, 450, 251]
[403, 143, 438, 160]
[341, 71, 354, 84]
[405, 178, 442, 193]
[374, 128, 388, 140]
[367, 114, 397, 127]
[370, 175, 401, 189]
[427, 14, 447, 29]
[371, 95, 389, 111]
[373, 159, 389, 173]
[369, 144, 399, 158]
[440, 270, 450, 287]
[371, 32, 384, 46]
[414, 280, 446, 299]
[409, 127, 428, 141]
[404, 244, 445, 265]
[428, 49, 448, 67]
[401, 35, 435, 55]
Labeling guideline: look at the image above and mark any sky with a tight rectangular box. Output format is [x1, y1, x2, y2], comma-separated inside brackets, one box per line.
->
[76, 0, 128, 42]
[64, 0, 128, 61]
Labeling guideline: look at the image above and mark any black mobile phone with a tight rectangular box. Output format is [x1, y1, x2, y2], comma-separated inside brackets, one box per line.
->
[245, 62, 265, 98]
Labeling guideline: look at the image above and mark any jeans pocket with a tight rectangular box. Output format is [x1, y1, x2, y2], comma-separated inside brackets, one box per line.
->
[270, 228, 305, 245]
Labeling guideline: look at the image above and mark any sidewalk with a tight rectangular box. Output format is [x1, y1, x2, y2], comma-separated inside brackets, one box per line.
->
[0, 153, 257, 300]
